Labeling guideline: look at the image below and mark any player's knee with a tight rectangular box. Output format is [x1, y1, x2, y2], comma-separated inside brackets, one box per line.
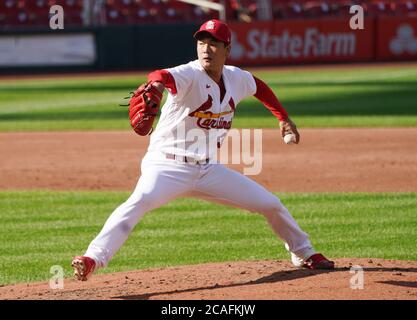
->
[260, 196, 285, 216]
[122, 192, 156, 215]
[119, 219, 134, 234]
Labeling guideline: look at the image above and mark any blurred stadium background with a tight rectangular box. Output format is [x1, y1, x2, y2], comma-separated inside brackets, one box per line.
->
[0, 0, 417, 72]
[1, 0, 417, 28]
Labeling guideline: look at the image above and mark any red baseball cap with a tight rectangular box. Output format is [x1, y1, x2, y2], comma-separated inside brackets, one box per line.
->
[194, 19, 231, 45]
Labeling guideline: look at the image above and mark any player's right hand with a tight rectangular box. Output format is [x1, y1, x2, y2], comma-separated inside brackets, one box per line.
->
[279, 117, 300, 144]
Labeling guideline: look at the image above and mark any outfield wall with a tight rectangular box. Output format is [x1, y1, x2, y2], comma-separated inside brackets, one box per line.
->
[0, 16, 416, 73]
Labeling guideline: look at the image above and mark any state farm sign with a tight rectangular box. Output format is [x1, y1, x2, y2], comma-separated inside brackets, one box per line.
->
[227, 19, 374, 65]
[244, 28, 355, 59]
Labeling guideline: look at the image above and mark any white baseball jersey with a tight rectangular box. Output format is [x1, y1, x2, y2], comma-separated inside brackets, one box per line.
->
[147, 60, 257, 161]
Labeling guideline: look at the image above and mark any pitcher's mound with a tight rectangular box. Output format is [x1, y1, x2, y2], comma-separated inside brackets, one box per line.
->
[1, 258, 416, 300]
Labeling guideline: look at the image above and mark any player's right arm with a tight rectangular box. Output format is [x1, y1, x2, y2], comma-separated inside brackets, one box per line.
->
[253, 76, 300, 144]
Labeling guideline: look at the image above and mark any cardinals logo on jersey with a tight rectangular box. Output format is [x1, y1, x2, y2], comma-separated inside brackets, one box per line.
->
[188, 95, 235, 130]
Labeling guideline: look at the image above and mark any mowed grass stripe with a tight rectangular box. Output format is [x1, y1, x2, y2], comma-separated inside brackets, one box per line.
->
[0, 191, 415, 285]
[1, 66, 417, 131]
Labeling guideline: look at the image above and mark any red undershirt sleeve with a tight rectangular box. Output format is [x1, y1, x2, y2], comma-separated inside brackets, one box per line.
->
[147, 69, 178, 95]
[253, 76, 288, 122]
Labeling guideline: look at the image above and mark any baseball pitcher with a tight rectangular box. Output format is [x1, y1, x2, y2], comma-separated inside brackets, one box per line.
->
[72, 20, 334, 281]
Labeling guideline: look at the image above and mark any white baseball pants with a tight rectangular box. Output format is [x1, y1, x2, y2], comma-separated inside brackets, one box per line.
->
[85, 151, 315, 268]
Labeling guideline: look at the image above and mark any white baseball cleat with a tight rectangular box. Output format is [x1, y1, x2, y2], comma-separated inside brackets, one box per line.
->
[290, 252, 335, 270]
[290, 252, 305, 268]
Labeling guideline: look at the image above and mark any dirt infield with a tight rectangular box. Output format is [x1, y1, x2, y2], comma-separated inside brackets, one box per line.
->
[1, 128, 416, 300]
[0, 259, 416, 300]
[1, 128, 417, 192]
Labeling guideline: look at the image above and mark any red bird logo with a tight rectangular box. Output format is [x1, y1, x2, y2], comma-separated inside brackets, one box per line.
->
[188, 96, 235, 130]
[188, 95, 213, 117]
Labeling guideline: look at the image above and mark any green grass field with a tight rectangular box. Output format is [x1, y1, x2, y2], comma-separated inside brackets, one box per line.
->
[1, 65, 417, 131]
[0, 191, 416, 285]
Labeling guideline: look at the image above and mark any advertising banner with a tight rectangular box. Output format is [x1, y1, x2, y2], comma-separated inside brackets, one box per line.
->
[227, 18, 375, 65]
[376, 16, 417, 60]
[0, 33, 96, 67]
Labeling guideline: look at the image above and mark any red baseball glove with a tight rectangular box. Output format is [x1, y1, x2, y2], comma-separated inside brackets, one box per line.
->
[128, 82, 163, 136]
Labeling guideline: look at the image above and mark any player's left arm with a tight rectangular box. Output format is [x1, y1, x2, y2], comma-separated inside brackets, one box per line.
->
[147, 69, 177, 94]
[252, 76, 300, 144]
[126, 69, 176, 136]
